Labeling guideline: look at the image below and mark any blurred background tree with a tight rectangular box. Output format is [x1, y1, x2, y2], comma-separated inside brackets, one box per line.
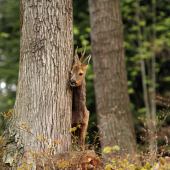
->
[0, 0, 170, 153]
[89, 0, 137, 156]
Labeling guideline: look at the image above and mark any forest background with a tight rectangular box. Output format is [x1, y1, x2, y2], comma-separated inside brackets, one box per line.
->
[0, 0, 170, 151]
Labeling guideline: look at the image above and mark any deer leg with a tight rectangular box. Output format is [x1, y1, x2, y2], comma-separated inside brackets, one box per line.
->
[79, 123, 88, 149]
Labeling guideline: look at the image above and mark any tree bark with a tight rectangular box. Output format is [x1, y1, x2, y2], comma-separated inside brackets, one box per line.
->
[2, 0, 73, 168]
[89, 0, 137, 156]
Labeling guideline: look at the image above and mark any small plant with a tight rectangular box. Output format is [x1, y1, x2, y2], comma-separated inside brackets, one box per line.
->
[1, 109, 13, 119]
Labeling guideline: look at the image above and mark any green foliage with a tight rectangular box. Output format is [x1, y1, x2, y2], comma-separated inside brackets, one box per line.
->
[69, 127, 77, 133]
[103, 146, 170, 170]
[103, 145, 120, 154]
[73, 1, 90, 47]
[103, 146, 112, 154]
[112, 145, 120, 151]
[0, 0, 20, 134]
[121, 0, 170, 133]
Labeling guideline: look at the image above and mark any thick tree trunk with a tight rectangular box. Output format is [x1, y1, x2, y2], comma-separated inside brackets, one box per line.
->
[2, 0, 73, 168]
[89, 0, 137, 156]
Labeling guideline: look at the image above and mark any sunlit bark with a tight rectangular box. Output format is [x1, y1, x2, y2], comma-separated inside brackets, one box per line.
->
[2, 0, 73, 168]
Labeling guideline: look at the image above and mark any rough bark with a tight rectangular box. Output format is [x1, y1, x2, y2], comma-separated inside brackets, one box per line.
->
[89, 0, 137, 156]
[2, 0, 73, 168]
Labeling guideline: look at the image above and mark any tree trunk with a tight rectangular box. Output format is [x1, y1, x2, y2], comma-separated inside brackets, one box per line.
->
[2, 0, 73, 168]
[89, 0, 137, 156]
[136, 0, 151, 147]
[151, 0, 157, 159]
[136, 0, 157, 161]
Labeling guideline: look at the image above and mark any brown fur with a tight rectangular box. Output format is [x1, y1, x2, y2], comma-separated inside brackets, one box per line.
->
[70, 46, 91, 147]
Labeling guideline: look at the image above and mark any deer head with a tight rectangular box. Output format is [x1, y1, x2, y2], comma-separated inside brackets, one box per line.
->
[70, 46, 91, 87]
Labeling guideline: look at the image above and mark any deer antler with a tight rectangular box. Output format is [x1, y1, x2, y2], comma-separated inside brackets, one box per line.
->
[79, 45, 86, 62]
[74, 46, 79, 64]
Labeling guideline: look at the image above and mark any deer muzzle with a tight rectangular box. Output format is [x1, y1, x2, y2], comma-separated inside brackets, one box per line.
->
[70, 79, 77, 86]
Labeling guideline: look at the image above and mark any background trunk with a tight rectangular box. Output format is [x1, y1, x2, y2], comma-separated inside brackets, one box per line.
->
[89, 0, 137, 156]
[150, 0, 157, 159]
[136, 0, 152, 149]
[136, 0, 157, 161]
[2, 0, 73, 168]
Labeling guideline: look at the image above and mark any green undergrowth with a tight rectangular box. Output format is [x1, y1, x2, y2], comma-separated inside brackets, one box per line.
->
[103, 145, 170, 170]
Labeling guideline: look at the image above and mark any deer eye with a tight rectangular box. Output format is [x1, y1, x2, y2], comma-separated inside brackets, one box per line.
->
[69, 72, 72, 75]
[79, 73, 83, 76]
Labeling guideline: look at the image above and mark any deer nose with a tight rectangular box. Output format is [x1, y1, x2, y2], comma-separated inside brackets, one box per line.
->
[70, 80, 76, 85]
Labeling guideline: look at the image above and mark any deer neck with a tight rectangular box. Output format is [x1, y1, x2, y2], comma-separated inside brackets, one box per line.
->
[72, 78, 86, 111]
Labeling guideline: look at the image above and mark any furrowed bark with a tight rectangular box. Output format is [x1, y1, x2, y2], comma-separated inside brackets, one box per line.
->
[2, 0, 73, 169]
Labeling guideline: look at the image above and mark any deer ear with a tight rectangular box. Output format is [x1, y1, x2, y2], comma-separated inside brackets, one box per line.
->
[83, 55, 91, 67]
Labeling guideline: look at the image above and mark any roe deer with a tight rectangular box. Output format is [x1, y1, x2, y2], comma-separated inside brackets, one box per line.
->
[70, 46, 91, 148]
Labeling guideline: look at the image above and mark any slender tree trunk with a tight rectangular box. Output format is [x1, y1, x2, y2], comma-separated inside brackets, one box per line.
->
[89, 0, 137, 157]
[136, 0, 151, 137]
[2, 0, 73, 168]
[136, 0, 157, 161]
[151, 0, 156, 124]
[151, 0, 157, 160]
